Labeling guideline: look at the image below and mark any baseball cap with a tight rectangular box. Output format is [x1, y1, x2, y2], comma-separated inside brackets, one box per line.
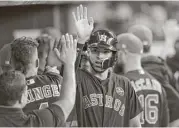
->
[88, 29, 117, 51]
[117, 33, 143, 54]
[128, 25, 153, 48]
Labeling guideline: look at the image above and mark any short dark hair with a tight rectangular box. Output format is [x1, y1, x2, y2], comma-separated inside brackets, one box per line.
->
[0, 70, 26, 106]
[11, 37, 39, 74]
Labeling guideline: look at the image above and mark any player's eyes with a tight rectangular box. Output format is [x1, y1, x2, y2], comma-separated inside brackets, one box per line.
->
[103, 50, 110, 54]
[91, 48, 98, 53]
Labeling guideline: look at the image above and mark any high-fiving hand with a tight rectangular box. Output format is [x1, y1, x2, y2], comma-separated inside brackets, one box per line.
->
[54, 34, 77, 66]
[163, 19, 179, 42]
[72, 4, 94, 43]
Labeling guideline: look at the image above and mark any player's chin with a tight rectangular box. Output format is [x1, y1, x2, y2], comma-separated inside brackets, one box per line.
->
[93, 66, 105, 73]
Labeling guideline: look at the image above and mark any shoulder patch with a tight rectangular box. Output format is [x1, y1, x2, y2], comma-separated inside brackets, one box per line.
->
[116, 87, 124, 96]
[27, 79, 35, 85]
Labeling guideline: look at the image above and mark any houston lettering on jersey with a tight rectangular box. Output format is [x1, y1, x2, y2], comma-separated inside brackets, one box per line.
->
[83, 94, 125, 116]
[27, 84, 61, 103]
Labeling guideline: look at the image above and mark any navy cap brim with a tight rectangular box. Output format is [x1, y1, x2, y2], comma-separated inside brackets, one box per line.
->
[89, 43, 116, 51]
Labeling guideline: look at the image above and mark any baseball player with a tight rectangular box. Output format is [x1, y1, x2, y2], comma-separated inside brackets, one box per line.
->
[0, 33, 77, 127]
[10, 37, 63, 113]
[73, 29, 143, 127]
[128, 24, 179, 126]
[115, 33, 169, 127]
[47, 5, 142, 127]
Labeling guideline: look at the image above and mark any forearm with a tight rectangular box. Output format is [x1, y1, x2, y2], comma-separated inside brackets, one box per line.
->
[53, 64, 76, 121]
[160, 38, 176, 60]
[129, 114, 142, 127]
[169, 119, 179, 127]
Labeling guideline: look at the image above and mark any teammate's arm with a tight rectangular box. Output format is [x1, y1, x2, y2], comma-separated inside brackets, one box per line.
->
[161, 19, 179, 59]
[169, 119, 179, 127]
[52, 34, 77, 121]
[129, 114, 141, 127]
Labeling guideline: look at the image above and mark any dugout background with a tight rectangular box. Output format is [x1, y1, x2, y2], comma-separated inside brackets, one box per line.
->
[0, 1, 178, 56]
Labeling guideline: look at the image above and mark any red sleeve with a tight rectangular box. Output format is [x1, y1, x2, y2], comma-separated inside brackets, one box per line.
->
[31, 104, 65, 127]
[128, 83, 143, 119]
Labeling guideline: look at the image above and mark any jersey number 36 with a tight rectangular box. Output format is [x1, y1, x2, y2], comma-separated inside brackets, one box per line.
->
[138, 94, 159, 124]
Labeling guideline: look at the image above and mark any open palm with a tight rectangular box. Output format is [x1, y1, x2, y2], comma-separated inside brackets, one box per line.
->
[54, 34, 77, 65]
[72, 5, 94, 42]
[163, 19, 179, 41]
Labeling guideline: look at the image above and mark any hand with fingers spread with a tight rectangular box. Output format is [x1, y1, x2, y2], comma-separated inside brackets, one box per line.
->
[160, 19, 179, 59]
[46, 38, 62, 67]
[54, 34, 77, 66]
[72, 4, 94, 43]
[163, 19, 179, 42]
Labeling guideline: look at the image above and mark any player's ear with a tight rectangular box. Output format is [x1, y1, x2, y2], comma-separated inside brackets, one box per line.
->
[19, 86, 28, 105]
[87, 48, 90, 55]
[86, 51, 90, 59]
[10, 57, 14, 69]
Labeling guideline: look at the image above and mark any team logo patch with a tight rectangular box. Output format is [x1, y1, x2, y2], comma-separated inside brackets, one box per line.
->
[27, 79, 35, 85]
[116, 87, 124, 96]
[98, 32, 107, 42]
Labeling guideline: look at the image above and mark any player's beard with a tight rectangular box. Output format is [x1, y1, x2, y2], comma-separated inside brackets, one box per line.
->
[89, 59, 106, 73]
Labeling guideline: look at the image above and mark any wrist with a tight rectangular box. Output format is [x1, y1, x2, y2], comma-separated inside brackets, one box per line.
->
[165, 37, 177, 43]
[64, 63, 75, 68]
[164, 38, 175, 48]
[78, 37, 89, 44]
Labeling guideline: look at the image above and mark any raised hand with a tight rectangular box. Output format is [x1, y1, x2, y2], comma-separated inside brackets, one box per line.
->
[160, 19, 179, 59]
[163, 19, 179, 42]
[72, 4, 94, 43]
[54, 34, 77, 65]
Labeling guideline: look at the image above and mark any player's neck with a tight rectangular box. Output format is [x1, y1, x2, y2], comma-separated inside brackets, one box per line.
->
[94, 70, 109, 80]
[0, 102, 23, 109]
[12, 103, 23, 109]
[25, 68, 38, 78]
[124, 59, 142, 74]
[142, 52, 151, 57]
[88, 65, 109, 80]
